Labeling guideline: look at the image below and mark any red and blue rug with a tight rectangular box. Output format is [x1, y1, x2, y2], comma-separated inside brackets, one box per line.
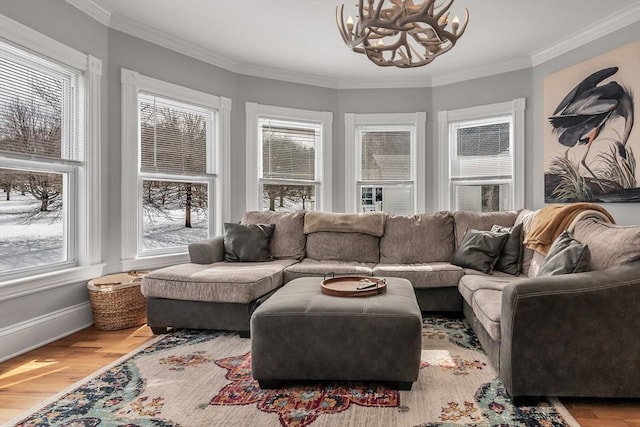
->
[9, 317, 577, 427]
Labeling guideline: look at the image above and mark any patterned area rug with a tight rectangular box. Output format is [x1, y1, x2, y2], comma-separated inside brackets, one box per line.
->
[10, 317, 578, 427]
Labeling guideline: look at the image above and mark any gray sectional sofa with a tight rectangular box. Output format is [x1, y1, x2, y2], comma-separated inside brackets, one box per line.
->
[141, 209, 640, 400]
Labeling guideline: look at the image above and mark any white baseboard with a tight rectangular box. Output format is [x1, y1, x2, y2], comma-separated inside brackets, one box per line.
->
[0, 302, 93, 363]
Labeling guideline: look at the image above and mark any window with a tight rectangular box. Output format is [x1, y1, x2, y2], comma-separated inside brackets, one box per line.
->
[246, 103, 332, 212]
[121, 69, 231, 269]
[438, 99, 525, 212]
[0, 25, 101, 285]
[345, 113, 426, 214]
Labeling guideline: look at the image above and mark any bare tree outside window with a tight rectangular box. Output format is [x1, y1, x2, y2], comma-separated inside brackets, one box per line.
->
[138, 94, 211, 251]
[0, 70, 67, 273]
[261, 124, 317, 211]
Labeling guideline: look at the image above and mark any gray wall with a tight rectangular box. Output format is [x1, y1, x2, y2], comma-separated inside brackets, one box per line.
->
[0, 0, 638, 356]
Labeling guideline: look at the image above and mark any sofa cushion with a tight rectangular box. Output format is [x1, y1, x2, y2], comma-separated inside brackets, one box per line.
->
[306, 231, 379, 263]
[572, 219, 640, 271]
[537, 231, 590, 277]
[458, 273, 518, 306]
[241, 210, 306, 260]
[453, 210, 519, 248]
[141, 259, 297, 304]
[372, 263, 463, 289]
[379, 212, 455, 264]
[223, 223, 274, 262]
[491, 223, 523, 275]
[303, 211, 385, 236]
[472, 289, 502, 341]
[283, 259, 375, 282]
[451, 229, 509, 274]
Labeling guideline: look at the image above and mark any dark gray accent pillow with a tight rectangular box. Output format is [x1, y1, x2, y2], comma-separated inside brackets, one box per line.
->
[223, 223, 275, 262]
[451, 229, 510, 274]
[537, 231, 590, 277]
[491, 223, 523, 275]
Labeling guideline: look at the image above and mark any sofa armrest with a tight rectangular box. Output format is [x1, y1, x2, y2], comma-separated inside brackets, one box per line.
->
[188, 235, 224, 264]
[500, 261, 640, 398]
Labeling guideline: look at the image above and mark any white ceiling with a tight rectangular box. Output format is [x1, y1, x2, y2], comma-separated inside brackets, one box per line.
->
[71, 0, 640, 88]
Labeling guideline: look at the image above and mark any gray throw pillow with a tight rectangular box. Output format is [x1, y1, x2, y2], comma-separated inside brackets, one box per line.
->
[491, 223, 523, 275]
[223, 223, 274, 262]
[451, 229, 510, 274]
[537, 231, 590, 277]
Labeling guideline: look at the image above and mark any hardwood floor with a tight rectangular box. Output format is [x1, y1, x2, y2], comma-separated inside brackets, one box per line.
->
[0, 325, 153, 424]
[0, 326, 638, 426]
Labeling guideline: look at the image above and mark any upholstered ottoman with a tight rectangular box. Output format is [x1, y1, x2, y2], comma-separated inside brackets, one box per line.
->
[250, 276, 422, 390]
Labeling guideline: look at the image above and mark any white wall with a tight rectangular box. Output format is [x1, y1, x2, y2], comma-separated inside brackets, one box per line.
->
[0, 0, 638, 359]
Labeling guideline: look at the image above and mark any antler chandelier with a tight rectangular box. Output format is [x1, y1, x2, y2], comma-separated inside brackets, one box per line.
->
[336, 0, 469, 68]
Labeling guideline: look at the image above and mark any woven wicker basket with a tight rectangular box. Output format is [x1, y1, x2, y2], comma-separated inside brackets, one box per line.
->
[88, 271, 148, 331]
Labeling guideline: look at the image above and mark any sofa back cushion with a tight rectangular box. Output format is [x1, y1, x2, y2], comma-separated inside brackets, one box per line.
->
[572, 219, 640, 270]
[306, 232, 379, 263]
[241, 210, 306, 260]
[380, 212, 455, 263]
[453, 210, 519, 248]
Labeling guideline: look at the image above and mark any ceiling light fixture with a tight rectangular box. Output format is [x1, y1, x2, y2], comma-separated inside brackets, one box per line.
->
[336, 0, 469, 68]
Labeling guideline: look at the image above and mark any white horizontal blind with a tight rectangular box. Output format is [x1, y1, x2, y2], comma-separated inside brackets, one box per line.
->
[139, 93, 213, 174]
[450, 117, 513, 212]
[357, 125, 414, 214]
[260, 118, 317, 181]
[359, 127, 412, 180]
[0, 40, 82, 161]
[451, 118, 512, 180]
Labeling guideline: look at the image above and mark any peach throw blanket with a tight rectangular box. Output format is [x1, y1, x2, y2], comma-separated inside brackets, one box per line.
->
[523, 203, 614, 254]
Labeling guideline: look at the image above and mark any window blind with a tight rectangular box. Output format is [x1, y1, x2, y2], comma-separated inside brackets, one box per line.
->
[451, 118, 512, 180]
[359, 128, 411, 181]
[0, 41, 81, 161]
[139, 93, 212, 174]
[260, 118, 317, 181]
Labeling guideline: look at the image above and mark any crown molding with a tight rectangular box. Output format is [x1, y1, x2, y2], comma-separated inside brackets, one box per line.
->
[430, 56, 532, 87]
[65, 0, 110, 26]
[109, 13, 240, 73]
[531, 2, 640, 67]
[66, 0, 640, 90]
[336, 75, 432, 89]
[238, 62, 338, 89]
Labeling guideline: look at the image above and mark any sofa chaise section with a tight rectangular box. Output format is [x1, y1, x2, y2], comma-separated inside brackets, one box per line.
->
[142, 211, 307, 336]
[142, 258, 297, 336]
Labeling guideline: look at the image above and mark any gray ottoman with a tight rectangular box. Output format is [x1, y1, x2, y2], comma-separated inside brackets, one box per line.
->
[250, 276, 422, 390]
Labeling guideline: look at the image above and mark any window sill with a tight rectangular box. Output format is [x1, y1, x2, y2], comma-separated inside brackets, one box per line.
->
[121, 252, 190, 272]
[0, 263, 106, 302]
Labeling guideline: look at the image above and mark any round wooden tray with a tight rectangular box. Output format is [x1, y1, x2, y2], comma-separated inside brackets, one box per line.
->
[320, 276, 387, 297]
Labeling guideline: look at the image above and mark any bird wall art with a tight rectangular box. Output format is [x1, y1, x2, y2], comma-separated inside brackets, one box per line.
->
[544, 41, 640, 203]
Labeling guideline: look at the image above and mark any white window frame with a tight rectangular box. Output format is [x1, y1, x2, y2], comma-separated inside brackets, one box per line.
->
[121, 69, 231, 271]
[0, 14, 103, 296]
[344, 112, 426, 213]
[245, 102, 333, 212]
[437, 98, 525, 211]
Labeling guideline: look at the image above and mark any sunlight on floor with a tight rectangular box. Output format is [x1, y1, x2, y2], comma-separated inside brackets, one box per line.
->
[421, 349, 456, 368]
[0, 360, 66, 389]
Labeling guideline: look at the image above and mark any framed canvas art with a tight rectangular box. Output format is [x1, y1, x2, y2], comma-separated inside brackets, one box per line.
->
[543, 40, 640, 203]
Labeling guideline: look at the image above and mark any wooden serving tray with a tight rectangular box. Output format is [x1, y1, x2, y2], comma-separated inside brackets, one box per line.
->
[320, 276, 387, 297]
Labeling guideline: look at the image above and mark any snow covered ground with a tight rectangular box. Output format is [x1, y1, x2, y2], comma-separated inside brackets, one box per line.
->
[0, 192, 208, 273]
[142, 209, 207, 251]
[0, 193, 64, 272]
